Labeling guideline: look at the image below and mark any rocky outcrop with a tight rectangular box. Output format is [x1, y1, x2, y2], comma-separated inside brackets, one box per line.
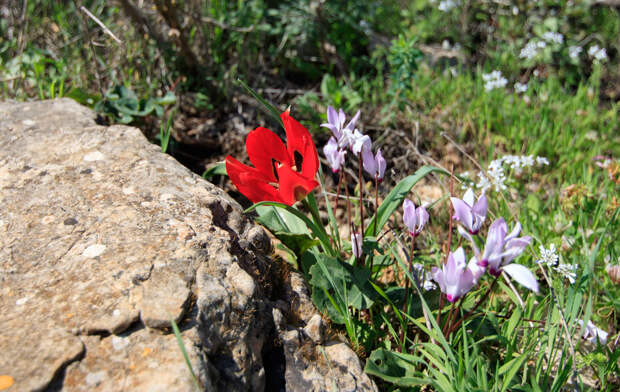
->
[0, 99, 376, 392]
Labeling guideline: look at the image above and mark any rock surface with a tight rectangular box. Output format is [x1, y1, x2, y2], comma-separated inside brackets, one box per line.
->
[0, 99, 376, 392]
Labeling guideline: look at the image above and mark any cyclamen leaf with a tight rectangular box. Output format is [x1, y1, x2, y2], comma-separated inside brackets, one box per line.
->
[364, 348, 431, 387]
[308, 252, 376, 312]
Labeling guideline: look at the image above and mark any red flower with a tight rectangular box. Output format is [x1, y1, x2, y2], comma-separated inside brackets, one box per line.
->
[225, 110, 319, 205]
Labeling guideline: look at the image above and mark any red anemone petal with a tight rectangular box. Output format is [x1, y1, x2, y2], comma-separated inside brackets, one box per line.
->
[225, 156, 284, 204]
[275, 164, 319, 206]
[246, 127, 291, 182]
[281, 110, 319, 179]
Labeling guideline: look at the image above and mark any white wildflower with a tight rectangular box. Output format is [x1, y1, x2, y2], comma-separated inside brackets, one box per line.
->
[473, 155, 549, 193]
[482, 70, 508, 91]
[554, 263, 578, 284]
[588, 45, 607, 62]
[568, 46, 582, 60]
[521, 155, 535, 168]
[519, 40, 540, 60]
[542, 32, 564, 44]
[537, 244, 559, 267]
[475, 173, 492, 193]
[437, 0, 458, 12]
[514, 82, 528, 93]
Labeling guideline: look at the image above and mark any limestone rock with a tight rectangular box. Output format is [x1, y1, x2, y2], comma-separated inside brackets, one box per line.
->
[0, 99, 376, 392]
[303, 314, 325, 344]
[138, 266, 192, 329]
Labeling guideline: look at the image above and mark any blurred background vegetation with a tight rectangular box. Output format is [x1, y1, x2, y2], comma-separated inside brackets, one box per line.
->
[2, 1, 618, 138]
[1, 0, 619, 214]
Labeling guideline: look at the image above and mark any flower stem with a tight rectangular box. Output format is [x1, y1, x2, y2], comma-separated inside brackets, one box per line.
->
[345, 182, 355, 259]
[358, 152, 365, 238]
[442, 301, 456, 336]
[334, 170, 344, 221]
[400, 235, 416, 352]
[443, 165, 455, 265]
[448, 274, 499, 335]
[373, 175, 379, 237]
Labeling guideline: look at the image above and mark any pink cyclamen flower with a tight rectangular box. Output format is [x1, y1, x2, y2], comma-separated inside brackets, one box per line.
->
[351, 232, 363, 259]
[478, 218, 538, 293]
[577, 320, 608, 345]
[323, 136, 347, 173]
[451, 188, 488, 234]
[362, 148, 386, 180]
[402, 199, 429, 236]
[349, 129, 372, 154]
[321, 106, 360, 142]
[467, 255, 486, 284]
[432, 248, 476, 302]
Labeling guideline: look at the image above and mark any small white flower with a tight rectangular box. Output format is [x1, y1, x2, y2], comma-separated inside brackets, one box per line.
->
[522, 155, 535, 168]
[475, 173, 492, 193]
[514, 82, 528, 93]
[482, 70, 508, 91]
[542, 32, 563, 44]
[536, 157, 550, 166]
[438, 0, 458, 12]
[519, 40, 540, 60]
[537, 244, 559, 267]
[568, 46, 582, 60]
[588, 45, 608, 62]
[554, 263, 578, 284]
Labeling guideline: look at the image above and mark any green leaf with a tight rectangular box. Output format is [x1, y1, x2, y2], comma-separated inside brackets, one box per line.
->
[202, 162, 227, 179]
[155, 91, 177, 105]
[309, 252, 376, 311]
[255, 205, 309, 235]
[499, 351, 530, 391]
[170, 318, 201, 391]
[274, 232, 320, 259]
[364, 348, 431, 387]
[236, 78, 283, 128]
[66, 87, 99, 106]
[247, 201, 334, 255]
[365, 166, 447, 236]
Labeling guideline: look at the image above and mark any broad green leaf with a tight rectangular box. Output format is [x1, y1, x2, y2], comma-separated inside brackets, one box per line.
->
[309, 252, 376, 311]
[248, 201, 334, 255]
[364, 348, 431, 387]
[274, 232, 320, 259]
[202, 162, 227, 179]
[255, 205, 309, 234]
[365, 166, 447, 237]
